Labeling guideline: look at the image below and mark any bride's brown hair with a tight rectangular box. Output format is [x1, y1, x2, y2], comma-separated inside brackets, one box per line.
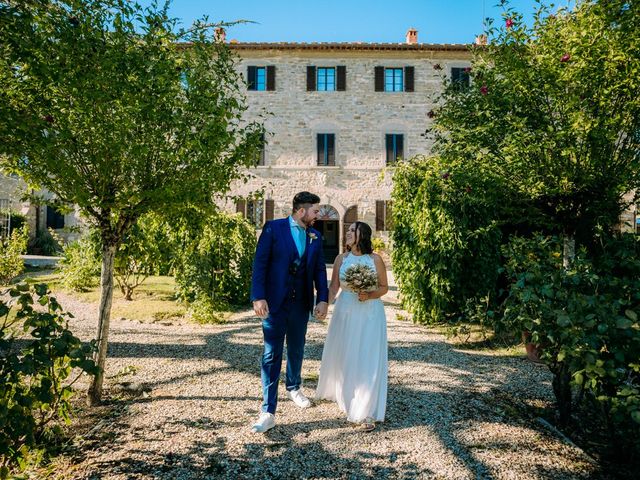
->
[347, 221, 373, 255]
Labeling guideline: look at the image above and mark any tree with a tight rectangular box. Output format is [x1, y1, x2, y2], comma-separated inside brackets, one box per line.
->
[432, 0, 640, 263]
[0, 0, 263, 405]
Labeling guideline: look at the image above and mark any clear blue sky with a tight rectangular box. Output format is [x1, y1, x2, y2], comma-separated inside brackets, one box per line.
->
[140, 0, 575, 44]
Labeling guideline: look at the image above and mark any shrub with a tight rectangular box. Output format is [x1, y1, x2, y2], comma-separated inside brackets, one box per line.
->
[27, 229, 62, 256]
[500, 234, 640, 452]
[57, 233, 101, 292]
[391, 155, 511, 323]
[0, 283, 97, 474]
[173, 210, 256, 322]
[0, 227, 28, 286]
[114, 214, 173, 300]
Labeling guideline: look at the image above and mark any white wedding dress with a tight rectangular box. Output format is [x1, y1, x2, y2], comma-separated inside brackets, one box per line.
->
[315, 252, 388, 423]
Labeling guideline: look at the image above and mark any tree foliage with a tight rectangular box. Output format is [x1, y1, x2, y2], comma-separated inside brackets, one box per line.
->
[0, 0, 264, 404]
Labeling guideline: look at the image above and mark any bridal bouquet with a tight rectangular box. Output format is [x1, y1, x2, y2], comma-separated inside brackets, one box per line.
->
[343, 263, 378, 293]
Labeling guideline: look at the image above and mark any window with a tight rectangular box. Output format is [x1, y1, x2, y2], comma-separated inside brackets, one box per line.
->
[375, 200, 393, 231]
[451, 67, 471, 90]
[46, 206, 65, 229]
[236, 199, 275, 227]
[317, 67, 335, 91]
[307, 66, 346, 91]
[385, 68, 403, 92]
[375, 66, 414, 92]
[255, 133, 265, 166]
[317, 133, 335, 166]
[385, 134, 404, 165]
[247, 66, 275, 91]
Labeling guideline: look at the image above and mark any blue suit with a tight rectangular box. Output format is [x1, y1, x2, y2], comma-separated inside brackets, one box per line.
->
[251, 217, 329, 414]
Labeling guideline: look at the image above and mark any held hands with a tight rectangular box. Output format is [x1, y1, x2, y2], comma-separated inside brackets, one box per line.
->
[357, 291, 371, 302]
[314, 301, 328, 321]
[253, 300, 269, 319]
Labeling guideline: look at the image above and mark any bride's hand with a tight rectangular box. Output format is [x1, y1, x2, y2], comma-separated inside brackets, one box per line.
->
[357, 292, 370, 302]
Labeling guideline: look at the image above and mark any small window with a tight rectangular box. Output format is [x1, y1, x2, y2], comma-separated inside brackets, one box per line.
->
[46, 206, 65, 229]
[317, 133, 336, 166]
[385, 134, 404, 165]
[237, 199, 275, 227]
[247, 66, 275, 91]
[451, 67, 471, 90]
[317, 67, 336, 91]
[376, 200, 393, 231]
[385, 68, 403, 92]
[256, 133, 266, 166]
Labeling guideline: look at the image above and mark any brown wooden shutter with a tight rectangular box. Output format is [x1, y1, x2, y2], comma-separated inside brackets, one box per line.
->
[386, 201, 394, 230]
[404, 66, 414, 92]
[376, 200, 384, 231]
[265, 199, 274, 222]
[337, 66, 346, 91]
[343, 205, 358, 248]
[374, 66, 384, 91]
[396, 134, 404, 161]
[307, 66, 316, 91]
[247, 66, 256, 90]
[327, 134, 335, 166]
[236, 199, 246, 216]
[317, 134, 325, 166]
[266, 66, 275, 91]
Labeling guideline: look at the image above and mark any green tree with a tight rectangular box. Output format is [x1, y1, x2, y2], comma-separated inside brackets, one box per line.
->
[392, 0, 640, 322]
[0, 0, 263, 405]
[433, 0, 640, 262]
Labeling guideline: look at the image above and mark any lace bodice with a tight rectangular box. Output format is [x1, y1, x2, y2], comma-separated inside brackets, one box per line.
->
[339, 252, 377, 293]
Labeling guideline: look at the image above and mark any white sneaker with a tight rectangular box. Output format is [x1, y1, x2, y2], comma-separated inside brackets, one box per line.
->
[287, 388, 311, 408]
[251, 412, 275, 433]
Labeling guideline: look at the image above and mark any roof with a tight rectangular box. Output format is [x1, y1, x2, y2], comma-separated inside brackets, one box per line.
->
[226, 42, 470, 52]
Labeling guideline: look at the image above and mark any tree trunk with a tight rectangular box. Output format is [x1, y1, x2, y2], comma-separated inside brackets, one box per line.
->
[562, 233, 575, 270]
[552, 361, 572, 425]
[87, 243, 116, 406]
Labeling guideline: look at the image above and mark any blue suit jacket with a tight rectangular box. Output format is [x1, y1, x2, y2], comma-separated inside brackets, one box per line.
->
[251, 217, 329, 315]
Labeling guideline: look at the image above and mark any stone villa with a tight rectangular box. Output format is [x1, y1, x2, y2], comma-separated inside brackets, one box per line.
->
[226, 29, 474, 262]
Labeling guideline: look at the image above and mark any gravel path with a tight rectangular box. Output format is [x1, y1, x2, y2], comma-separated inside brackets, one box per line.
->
[48, 270, 601, 479]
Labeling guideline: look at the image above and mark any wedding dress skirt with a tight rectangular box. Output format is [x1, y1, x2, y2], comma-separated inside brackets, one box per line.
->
[315, 253, 388, 423]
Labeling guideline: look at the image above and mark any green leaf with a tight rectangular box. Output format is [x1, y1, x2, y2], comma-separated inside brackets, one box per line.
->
[616, 317, 633, 329]
[632, 410, 640, 425]
[625, 309, 637, 322]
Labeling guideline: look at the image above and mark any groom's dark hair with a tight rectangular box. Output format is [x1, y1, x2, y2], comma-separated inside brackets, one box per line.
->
[292, 191, 320, 213]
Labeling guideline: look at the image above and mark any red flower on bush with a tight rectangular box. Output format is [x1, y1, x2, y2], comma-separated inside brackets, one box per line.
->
[561, 53, 571, 62]
[427, 110, 436, 119]
[505, 18, 514, 29]
[465, 186, 472, 193]
[433, 63, 442, 71]
[442, 172, 450, 180]
[463, 67, 472, 73]
[480, 84, 488, 95]
[43, 115, 54, 124]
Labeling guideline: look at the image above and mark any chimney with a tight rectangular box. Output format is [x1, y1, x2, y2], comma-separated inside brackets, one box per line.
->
[214, 27, 226, 43]
[406, 28, 418, 45]
[475, 34, 487, 46]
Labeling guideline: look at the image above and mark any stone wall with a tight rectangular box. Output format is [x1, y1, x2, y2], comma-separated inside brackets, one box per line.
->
[227, 47, 473, 257]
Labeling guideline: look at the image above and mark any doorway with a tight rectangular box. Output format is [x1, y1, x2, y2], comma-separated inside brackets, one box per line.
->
[314, 220, 339, 263]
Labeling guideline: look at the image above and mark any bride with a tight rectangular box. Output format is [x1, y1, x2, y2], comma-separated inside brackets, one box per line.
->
[315, 221, 388, 432]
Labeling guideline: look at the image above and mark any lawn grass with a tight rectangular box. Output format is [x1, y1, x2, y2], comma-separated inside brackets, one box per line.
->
[16, 270, 188, 323]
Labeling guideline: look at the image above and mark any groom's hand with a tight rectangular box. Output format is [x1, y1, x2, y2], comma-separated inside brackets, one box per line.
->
[314, 301, 328, 320]
[253, 300, 269, 319]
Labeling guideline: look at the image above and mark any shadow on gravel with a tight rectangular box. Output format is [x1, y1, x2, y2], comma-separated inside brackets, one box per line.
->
[75, 311, 604, 479]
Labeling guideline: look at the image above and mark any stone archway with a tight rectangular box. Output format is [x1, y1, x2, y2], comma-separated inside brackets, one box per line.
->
[313, 204, 340, 263]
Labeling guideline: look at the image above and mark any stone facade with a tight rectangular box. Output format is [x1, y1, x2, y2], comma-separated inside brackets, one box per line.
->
[226, 41, 473, 261]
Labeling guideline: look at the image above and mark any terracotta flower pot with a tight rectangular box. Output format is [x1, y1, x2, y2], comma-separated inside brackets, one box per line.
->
[522, 331, 544, 364]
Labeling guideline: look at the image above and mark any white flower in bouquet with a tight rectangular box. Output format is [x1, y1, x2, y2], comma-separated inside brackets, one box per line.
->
[343, 263, 378, 293]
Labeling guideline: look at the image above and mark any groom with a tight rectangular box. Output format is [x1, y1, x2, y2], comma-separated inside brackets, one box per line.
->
[250, 191, 329, 433]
